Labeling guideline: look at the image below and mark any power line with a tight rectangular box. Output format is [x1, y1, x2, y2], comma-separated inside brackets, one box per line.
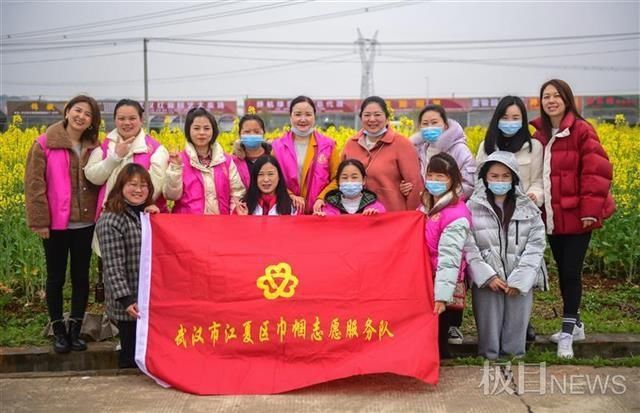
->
[381, 52, 639, 72]
[166, 1, 418, 38]
[382, 31, 640, 46]
[382, 48, 638, 63]
[2, 3, 225, 40]
[1, 39, 140, 54]
[4, 32, 638, 55]
[1, 50, 139, 65]
[148, 50, 308, 63]
[37, 1, 313, 40]
[2, 52, 354, 87]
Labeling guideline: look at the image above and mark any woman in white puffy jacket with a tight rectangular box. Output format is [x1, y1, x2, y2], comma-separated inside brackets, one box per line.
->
[465, 151, 546, 360]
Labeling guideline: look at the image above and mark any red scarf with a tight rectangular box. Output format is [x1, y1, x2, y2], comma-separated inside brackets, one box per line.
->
[259, 194, 276, 215]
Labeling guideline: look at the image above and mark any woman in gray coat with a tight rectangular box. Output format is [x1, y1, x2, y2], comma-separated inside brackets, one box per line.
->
[465, 151, 546, 360]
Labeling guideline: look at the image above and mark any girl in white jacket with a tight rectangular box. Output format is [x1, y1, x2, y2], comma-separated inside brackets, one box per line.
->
[465, 151, 546, 360]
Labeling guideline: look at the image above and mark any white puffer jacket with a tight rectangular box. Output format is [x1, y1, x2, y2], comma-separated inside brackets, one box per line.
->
[465, 151, 548, 294]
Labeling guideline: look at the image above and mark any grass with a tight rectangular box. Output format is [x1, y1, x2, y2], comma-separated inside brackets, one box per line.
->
[460, 273, 640, 337]
[449, 350, 640, 367]
[2, 271, 639, 368]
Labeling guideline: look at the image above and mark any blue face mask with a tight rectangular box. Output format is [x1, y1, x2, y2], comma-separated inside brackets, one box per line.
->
[497, 120, 522, 137]
[425, 180, 448, 196]
[240, 134, 264, 149]
[487, 181, 512, 196]
[364, 127, 388, 138]
[421, 126, 444, 143]
[339, 182, 363, 198]
[291, 126, 314, 137]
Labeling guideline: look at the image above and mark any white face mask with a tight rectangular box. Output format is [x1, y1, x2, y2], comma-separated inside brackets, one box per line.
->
[291, 126, 314, 137]
[364, 127, 388, 138]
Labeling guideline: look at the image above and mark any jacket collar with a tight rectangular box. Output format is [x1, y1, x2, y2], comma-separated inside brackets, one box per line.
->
[185, 141, 227, 170]
[284, 130, 318, 149]
[325, 189, 378, 213]
[530, 111, 576, 142]
[45, 121, 98, 150]
[352, 126, 397, 146]
[470, 179, 540, 220]
[106, 127, 148, 153]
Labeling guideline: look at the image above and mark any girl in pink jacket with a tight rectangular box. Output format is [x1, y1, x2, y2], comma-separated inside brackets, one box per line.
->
[316, 159, 386, 216]
[420, 153, 471, 359]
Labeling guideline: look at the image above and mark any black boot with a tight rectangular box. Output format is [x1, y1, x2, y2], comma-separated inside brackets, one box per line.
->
[52, 320, 71, 353]
[68, 318, 87, 351]
[526, 322, 536, 342]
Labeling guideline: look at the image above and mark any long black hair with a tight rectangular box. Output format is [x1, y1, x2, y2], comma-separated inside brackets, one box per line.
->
[244, 155, 292, 215]
[538, 79, 588, 139]
[484, 96, 532, 156]
[478, 160, 521, 229]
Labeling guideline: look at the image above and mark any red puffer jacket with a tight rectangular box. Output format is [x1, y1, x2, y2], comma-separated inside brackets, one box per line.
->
[530, 112, 615, 235]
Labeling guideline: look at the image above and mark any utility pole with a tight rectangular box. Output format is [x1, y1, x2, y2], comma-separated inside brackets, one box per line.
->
[356, 29, 378, 99]
[143, 38, 149, 129]
[424, 76, 430, 103]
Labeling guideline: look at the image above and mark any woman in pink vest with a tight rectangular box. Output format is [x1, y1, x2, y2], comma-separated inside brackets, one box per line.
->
[317, 159, 385, 216]
[232, 114, 272, 188]
[419, 153, 471, 359]
[24, 95, 102, 354]
[164, 107, 246, 214]
[271, 96, 340, 215]
[236, 155, 295, 216]
[85, 99, 169, 219]
[341, 96, 423, 212]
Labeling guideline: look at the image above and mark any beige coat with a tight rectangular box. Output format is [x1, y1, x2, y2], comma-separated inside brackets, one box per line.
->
[476, 140, 544, 207]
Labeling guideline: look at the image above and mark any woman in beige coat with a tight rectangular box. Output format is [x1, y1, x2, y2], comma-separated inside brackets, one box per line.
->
[476, 96, 544, 207]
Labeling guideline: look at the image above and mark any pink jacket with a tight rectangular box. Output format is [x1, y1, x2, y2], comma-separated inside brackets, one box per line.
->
[171, 151, 233, 215]
[232, 156, 251, 188]
[272, 131, 336, 214]
[424, 198, 472, 282]
[35, 136, 73, 229]
[95, 135, 167, 219]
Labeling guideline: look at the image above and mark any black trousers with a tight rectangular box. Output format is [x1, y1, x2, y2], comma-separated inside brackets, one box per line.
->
[117, 320, 137, 369]
[42, 226, 94, 321]
[438, 310, 458, 359]
[448, 309, 463, 328]
[548, 232, 592, 317]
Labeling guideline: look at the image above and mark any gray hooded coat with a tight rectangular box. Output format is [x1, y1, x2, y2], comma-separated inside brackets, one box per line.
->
[464, 151, 547, 294]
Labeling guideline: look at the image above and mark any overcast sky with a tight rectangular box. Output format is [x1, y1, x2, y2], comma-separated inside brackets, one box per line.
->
[1, 0, 639, 101]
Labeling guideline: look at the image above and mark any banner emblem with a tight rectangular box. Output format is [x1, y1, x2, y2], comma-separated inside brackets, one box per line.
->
[256, 262, 299, 300]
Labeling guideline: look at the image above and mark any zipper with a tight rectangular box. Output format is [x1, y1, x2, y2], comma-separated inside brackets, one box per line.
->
[516, 221, 519, 246]
[488, 205, 509, 280]
[74, 147, 83, 219]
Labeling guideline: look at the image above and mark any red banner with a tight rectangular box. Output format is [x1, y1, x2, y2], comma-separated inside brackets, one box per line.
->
[136, 212, 438, 395]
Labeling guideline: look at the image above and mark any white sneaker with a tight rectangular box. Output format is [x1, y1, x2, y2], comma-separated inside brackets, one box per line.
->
[549, 323, 585, 343]
[447, 327, 463, 345]
[557, 332, 574, 359]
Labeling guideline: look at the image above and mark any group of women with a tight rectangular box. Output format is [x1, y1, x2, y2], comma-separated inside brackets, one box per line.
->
[24, 79, 614, 368]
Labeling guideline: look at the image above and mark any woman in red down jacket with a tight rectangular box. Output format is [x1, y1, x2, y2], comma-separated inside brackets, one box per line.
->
[530, 79, 615, 359]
